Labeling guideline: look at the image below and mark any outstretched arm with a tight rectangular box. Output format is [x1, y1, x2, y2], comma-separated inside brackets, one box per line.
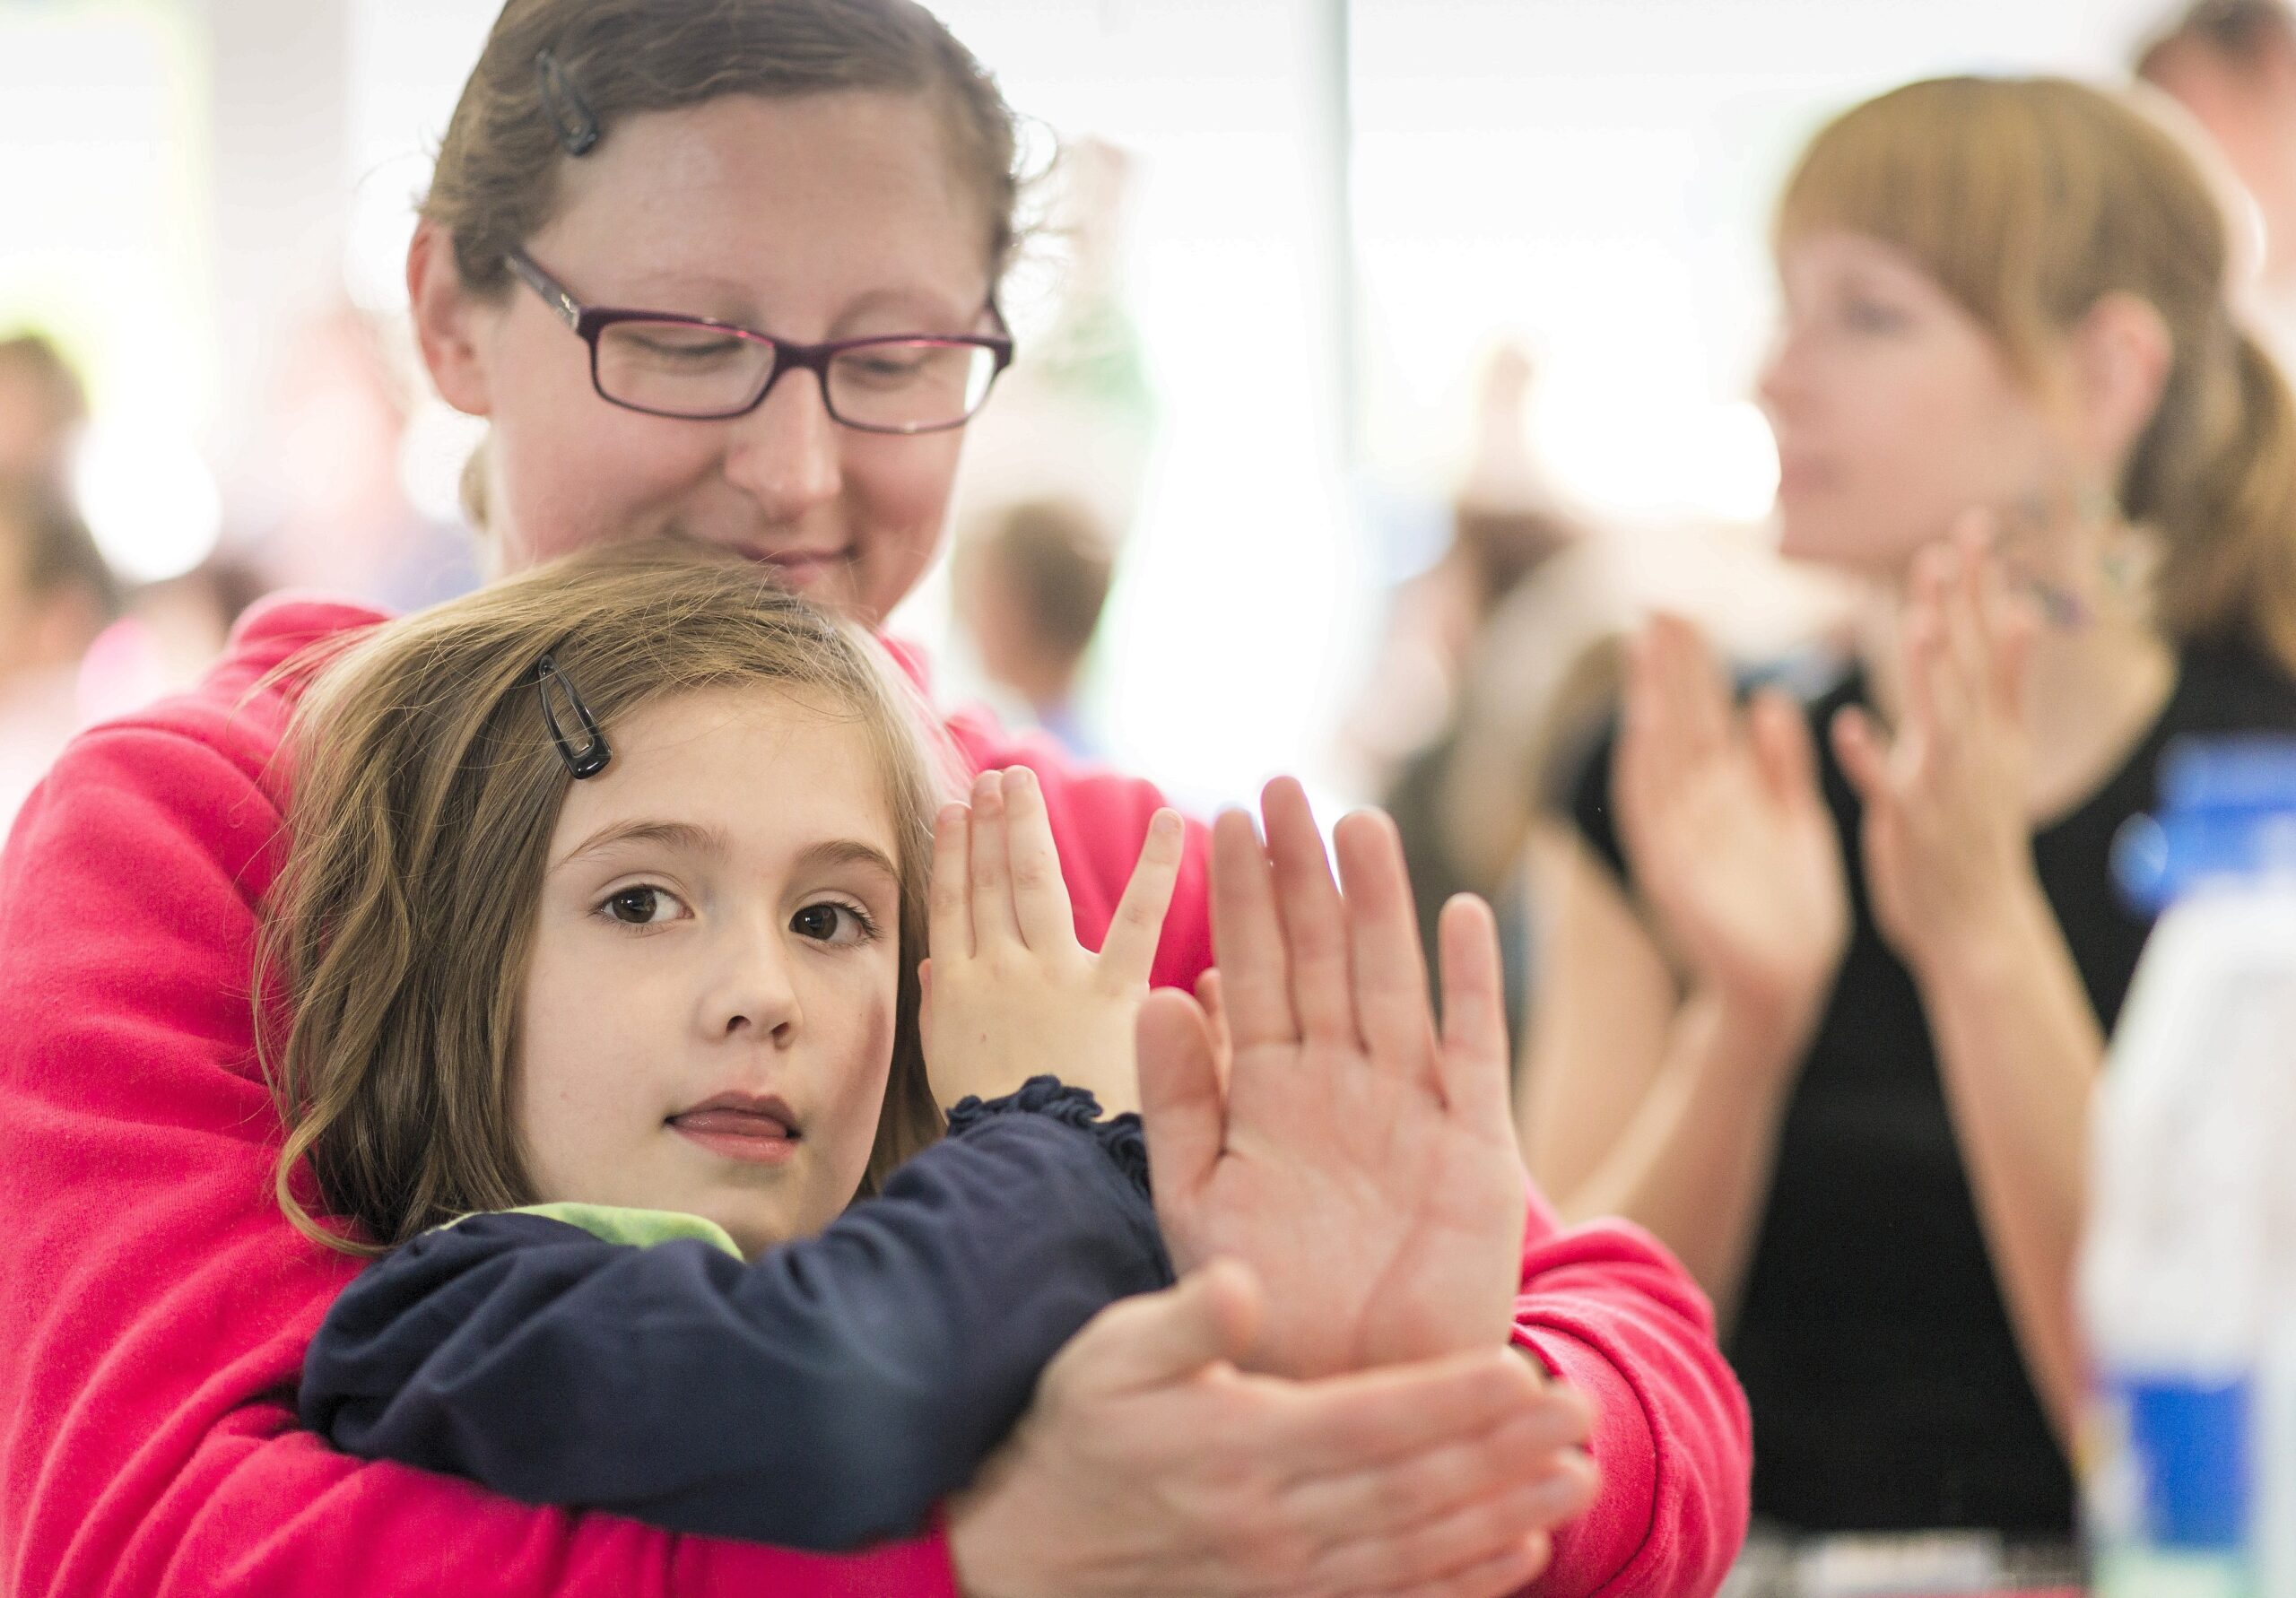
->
[302, 1086, 1170, 1550]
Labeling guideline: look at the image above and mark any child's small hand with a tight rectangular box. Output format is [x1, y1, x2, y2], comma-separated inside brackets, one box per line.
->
[921, 767, 1184, 1116]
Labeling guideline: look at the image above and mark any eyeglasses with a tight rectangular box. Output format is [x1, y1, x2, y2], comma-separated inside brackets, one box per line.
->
[504, 248, 1014, 435]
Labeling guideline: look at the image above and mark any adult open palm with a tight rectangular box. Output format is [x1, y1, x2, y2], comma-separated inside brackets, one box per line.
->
[1614, 612, 1848, 1035]
[1138, 779, 1526, 1379]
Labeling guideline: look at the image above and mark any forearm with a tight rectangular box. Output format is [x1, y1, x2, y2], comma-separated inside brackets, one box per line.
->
[308, 1088, 1170, 1549]
[1913, 888, 2101, 1444]
[1555, 993, 1800, 1324]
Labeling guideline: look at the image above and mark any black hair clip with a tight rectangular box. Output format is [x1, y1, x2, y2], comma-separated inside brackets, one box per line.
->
[535, 50, 600, 157]
[535, 653, 612, 778]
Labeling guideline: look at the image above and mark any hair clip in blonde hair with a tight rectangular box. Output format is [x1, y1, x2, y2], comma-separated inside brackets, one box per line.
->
[535, 50, 600, 157]
[535, 653, 612, 778]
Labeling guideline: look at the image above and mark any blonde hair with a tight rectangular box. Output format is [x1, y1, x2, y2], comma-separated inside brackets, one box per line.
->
[1779, 75, 2296, 672]
[260, 541, 946, 1254]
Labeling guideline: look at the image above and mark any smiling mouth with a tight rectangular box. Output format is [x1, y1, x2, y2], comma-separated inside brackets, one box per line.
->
[752, 548, 854, 581]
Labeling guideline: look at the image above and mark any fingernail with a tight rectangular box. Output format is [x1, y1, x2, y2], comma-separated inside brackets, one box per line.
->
[938, 803, 967, 827]
[1527, 1466, 1591, 1519]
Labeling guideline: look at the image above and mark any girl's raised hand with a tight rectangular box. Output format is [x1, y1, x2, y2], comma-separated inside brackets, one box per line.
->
[1614, 612, 1849, 1057]
[1831, 522, 2041, 980]
[1136, 778, 1528, 1379]
[920, 767, 1184, 1116]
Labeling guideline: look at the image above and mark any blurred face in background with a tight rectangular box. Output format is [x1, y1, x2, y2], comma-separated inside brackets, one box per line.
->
[416, 91, 997, 629]
[0, 359, 84, 493]
[1759, 230, 2064, 578]
[2145, 28, 2296, 294]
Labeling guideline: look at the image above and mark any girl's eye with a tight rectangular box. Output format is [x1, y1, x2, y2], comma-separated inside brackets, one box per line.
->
[601, 885, 686, 926]
[790, 901, 874, 946]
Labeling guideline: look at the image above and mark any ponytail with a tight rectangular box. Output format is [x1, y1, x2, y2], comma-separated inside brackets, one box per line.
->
[2129, 320, 2296, 675]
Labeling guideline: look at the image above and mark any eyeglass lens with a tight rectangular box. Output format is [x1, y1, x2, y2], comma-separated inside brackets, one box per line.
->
[594, 322, 999, 430]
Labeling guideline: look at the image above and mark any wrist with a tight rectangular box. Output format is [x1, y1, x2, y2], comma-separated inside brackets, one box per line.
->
[947, 1077, 1155, 1200]
[944, 1480, 1022, 1598]
[1905, 876, 2056, 994]
[1691, 978, 1825, 1087]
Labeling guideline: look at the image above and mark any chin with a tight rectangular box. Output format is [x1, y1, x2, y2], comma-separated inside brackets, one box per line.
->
[1777, 508, 1885, 575]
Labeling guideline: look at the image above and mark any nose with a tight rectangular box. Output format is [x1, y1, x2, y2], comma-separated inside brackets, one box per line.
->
[721, 364, 843, 524]
[1756, 326, 1807, 423]
[701, 916, 803, 1047]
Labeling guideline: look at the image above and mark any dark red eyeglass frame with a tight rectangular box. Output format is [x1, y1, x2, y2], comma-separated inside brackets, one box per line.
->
[504, 247, 1015, 434]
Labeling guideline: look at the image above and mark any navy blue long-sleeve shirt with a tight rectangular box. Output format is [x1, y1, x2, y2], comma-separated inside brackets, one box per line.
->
[298, 1078, 1170, 1550]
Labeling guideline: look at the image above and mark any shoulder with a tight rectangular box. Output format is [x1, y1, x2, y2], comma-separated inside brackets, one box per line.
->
[2163, 640, 2296, 737]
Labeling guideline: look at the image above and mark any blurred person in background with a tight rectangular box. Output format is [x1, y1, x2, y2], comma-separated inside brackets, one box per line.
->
[1360, 345, 1596, 1024]
[2138, 0, 2296, 340]
[1346, 346, 1585, 803]
[1523, 74, 2296, 1559]
[0, 478, 118, 823]
[952, 494, 1115, 755]
[0, 333, 88, 494]
[0, 4, 1752, 1598]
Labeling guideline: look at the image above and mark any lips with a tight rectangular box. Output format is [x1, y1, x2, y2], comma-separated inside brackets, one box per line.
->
[668, 1093, 802, 1165]
[747, 546, 853, 586]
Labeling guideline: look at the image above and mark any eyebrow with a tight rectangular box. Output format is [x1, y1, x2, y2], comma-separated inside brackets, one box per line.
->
[555, 820, 900, 889]
[793, 838, 902, 890]
[557, 819, 726, 871]
[614, 274, 981, 335]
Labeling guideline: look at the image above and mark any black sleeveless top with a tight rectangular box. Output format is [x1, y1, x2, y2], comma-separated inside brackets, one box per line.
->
[1569, 642, 2296, 1532]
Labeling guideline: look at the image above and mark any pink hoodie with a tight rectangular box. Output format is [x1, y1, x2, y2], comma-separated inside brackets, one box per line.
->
[0, 596, 1748, 1598]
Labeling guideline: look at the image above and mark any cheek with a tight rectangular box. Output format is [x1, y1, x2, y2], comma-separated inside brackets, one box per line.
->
[513, 929, 661, 1197]
[821, 953, 901, 1162]
[1785, 353, 2011, 568]
[487, 367, 723, 569]
[845, 435, 961, 615]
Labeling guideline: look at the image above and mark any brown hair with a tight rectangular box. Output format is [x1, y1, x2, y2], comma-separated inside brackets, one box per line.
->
[260, 541, 947, 1254]
[423, 0, 1022, 300]
[1779, 75, 2296, 673]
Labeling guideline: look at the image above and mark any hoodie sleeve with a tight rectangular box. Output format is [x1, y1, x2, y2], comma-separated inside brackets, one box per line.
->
[1513, 1182, 1752, 1598]
[300, 1082, 1171, 1550]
